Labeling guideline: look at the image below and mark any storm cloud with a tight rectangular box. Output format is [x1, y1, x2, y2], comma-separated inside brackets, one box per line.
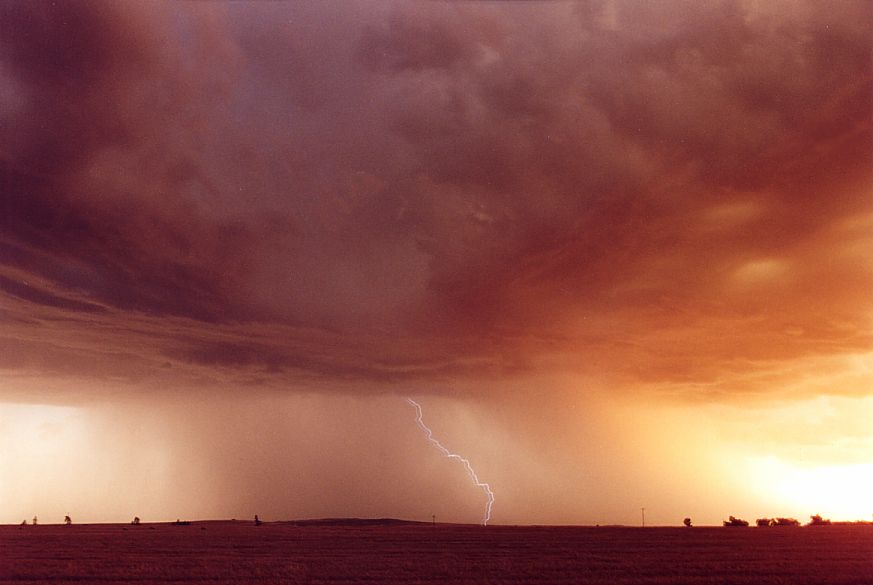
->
[2, 0, 870, 402]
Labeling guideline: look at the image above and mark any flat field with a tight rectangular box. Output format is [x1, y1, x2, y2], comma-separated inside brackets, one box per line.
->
[1, 521, 871, 584]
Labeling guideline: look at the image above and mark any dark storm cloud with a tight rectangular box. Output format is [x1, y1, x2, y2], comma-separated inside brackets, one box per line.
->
[1, 0, 870, 398]
[0, 1, 287, 324]
[0, 274, 105, 314]
[0, 1, 153, 174]
[0, 160, 285, 322]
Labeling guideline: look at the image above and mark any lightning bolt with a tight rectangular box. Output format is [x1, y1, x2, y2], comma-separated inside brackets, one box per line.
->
[406, 398, 495, 526]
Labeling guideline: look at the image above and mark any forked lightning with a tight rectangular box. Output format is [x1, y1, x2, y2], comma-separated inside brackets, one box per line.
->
[406, 398, 495, 526]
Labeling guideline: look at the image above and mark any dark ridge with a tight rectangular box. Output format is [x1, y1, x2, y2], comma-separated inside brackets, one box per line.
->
[280, 518, 430, 527]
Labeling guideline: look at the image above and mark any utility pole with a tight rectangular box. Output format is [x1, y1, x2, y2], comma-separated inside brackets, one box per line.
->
[641, 507, 645, 528]
[432, 514, 436, 527]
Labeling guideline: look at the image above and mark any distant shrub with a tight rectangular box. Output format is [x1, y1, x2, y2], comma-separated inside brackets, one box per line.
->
[756, 518, 772, 527]
[773, 517, 800, 526]
[723, 516, 749, 527]
[809, 514, 831, 526]
[683, 517, 692, 527]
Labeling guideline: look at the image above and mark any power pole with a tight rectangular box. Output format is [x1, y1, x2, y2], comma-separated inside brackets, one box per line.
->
[641, 507, 646, 528]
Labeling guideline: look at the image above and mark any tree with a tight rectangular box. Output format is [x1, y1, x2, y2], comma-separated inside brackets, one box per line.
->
[809, 514, 831, 526]
[723, 516, 749, 527]
[773, 517, 800, 527]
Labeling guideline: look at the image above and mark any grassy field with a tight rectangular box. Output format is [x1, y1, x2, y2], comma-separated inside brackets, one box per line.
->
[1, 520, 870, 584]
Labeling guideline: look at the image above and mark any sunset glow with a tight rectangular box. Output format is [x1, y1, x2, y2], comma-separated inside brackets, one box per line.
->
[748, 459, 873, 522]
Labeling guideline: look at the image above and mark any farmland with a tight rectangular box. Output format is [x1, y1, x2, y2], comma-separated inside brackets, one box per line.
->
[1, 520, 871, 584]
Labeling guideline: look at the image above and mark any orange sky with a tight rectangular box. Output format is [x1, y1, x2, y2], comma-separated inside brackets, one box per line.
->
[1, 0, 871, 525]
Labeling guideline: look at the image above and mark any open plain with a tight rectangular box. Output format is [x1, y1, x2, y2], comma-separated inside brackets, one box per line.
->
[1, 521, 871, 584]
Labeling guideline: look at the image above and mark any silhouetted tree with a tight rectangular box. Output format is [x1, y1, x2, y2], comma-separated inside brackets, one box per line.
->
[683, 517, 692, 527]
[723, 515, 749, 527]
[131, 517, 141, 525]
[773, 517, 800, 526]
[64, 515, 71, 525]
[254, 514, 262, 526]
[756, 518, 772, 527]
[809, 514, 831, 526]
[32, 516, 37, 526]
